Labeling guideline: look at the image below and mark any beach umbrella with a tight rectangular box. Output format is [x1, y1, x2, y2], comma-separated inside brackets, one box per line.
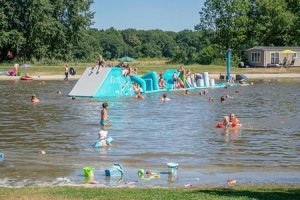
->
[281, 49, 296, 54]
[118, 56, 135, 62]
[281, 50, 296, 65]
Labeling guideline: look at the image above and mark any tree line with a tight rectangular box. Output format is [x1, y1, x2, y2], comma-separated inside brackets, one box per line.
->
[1, 0, 300, 65]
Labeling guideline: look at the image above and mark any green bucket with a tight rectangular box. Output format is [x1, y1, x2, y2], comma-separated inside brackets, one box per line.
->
[83, 167, 94, 177]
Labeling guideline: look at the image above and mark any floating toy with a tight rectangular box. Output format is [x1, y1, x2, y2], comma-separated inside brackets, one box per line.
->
[83, 167, 94, 178]
[69, 67, 248, 98]
[138, 169, 145, 176]
[167, 163, 178, 174]
[0, 153, 4, 162]
[105, 164, 123, 177]
[216, 123, 225, 128]
[184, 183, 193, 188]
[69, 67, 76, 75]
[93, 137, 114, 148]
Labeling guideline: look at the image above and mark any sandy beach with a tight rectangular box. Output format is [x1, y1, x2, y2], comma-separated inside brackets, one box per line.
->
[0, 73, 300, 81]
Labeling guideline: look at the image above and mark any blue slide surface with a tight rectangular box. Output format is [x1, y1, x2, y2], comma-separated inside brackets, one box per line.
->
[131, 74, 146, 92]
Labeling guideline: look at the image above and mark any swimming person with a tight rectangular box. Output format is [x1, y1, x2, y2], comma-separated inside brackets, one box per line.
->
[31, 95, 40, 103]
[134, 92, 145, 100]
[223, 116, 230, 127]
[99, 102, 111, 144]
[229, 113, 240, 127]
[160, 93, 170, 102]
[220, 96, 226, 103]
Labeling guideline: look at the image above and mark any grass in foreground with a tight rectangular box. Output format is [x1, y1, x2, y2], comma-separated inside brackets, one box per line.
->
[1, 61, 300, 76]
[0, 184, 299, 200]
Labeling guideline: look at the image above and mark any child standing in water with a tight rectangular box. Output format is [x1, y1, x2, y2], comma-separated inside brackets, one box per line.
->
[99, 102, 111, 146]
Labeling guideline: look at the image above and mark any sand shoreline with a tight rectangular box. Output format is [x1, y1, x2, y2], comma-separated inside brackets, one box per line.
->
[0, 73, 300, 81]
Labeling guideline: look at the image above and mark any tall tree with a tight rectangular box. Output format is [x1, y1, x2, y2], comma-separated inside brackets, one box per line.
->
[195, 0, 252, 64]
[0, 0, 94, 61]
[251, 0, 296, 46]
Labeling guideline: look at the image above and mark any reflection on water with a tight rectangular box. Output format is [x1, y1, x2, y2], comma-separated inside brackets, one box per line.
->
[0, 79, 299, 187]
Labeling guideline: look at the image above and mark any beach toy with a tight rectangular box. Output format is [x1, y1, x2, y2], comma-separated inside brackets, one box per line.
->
[227, 179, 237, 185]
[83, 167, 94, 178]
[138, 169, 145, 176]
[167, 163, 178, 174]
[106, 137, 114, 145]
[184, 183, 193, 188]
[216, 123, 225, 128]
[0, 153, 4, 162]
[93, 141, 102, 148]
[105, 163, 123, 177]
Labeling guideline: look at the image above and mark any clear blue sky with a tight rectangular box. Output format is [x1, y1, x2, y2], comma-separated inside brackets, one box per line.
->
[90, 0, 204, 32]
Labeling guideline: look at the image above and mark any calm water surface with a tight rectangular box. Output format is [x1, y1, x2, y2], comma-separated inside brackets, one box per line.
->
[0, 79, 299, 187]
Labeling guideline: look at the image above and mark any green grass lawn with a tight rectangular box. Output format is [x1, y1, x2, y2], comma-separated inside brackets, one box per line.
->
[0, 184, 299, 200]
[1, 60, 300, 76]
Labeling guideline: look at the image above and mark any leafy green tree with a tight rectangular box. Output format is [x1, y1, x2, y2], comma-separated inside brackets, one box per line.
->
[0, 0, 94, 62]
[99, 28, 126, 59]
[251, 0, 296, 46]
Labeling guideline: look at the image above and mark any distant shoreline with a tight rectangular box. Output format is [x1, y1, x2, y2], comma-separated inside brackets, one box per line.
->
[1, 73, 300, 81]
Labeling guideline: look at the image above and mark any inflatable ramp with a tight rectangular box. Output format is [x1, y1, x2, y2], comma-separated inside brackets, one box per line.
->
[68, 67, 110, 97]
[68, 67, 135, 98]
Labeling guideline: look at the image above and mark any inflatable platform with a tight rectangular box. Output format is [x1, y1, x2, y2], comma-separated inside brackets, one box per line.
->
[68, 67, 243, 98]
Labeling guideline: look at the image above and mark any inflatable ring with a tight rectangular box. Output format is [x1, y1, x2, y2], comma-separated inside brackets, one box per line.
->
[20, 76, 33, 81]
[216, 123, 225, 128]
[69, 67, 76, 75]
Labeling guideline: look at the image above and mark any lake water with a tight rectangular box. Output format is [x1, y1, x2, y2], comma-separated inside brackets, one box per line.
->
[0, 79, 299, 187]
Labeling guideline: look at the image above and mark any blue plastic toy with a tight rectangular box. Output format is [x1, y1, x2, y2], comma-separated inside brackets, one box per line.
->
[0, 153, 4, 162]
[106, 137, 114, 145]
[93, 137, 114, 148]
[105, 163, 123, 176]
